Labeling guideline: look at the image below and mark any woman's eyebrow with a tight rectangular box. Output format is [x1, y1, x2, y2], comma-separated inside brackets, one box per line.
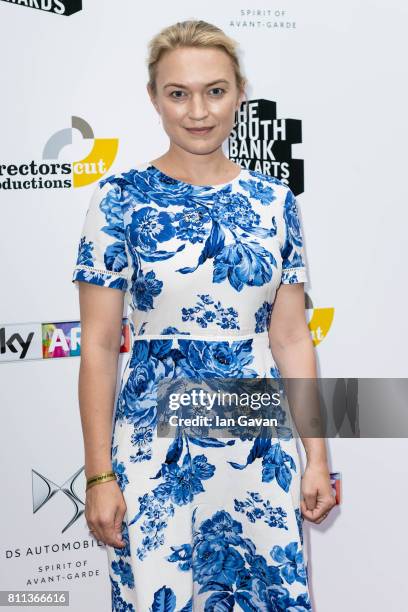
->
[163, 79, 230, 89]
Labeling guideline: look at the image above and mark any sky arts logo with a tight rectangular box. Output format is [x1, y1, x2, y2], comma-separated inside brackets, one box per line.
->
[0, 319, 130, 362]
[0, 116, 119, 190]
[0, 0, 82, 16]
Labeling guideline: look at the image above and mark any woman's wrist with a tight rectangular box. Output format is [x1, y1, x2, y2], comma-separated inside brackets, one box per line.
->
[303, 438, 329, 468]
[85, 463, 113, 480]
[86, 470, 117, 491]
[305, 455, 330, 470]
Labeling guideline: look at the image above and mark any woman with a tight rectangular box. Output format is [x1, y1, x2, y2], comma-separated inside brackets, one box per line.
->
[72, 19, 335, 612]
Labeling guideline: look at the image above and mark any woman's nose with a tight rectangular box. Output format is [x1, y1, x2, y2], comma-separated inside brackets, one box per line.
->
[187, 95, 209, 120]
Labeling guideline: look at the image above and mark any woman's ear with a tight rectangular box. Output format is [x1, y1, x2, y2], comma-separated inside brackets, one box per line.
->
[146, 83, 159, 113]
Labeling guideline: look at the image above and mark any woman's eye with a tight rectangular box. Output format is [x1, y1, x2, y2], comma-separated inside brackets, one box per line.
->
[209, 88, 225, 96]
[170, 90, 186, 98]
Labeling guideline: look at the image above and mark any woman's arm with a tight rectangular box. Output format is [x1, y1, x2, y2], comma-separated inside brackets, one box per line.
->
[268, 282, 336, 523]
[78, 281, 125, 476]
[77, 281, 127, 546]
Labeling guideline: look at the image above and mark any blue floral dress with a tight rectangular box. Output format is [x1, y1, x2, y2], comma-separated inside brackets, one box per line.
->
[72, 161, 311, 612]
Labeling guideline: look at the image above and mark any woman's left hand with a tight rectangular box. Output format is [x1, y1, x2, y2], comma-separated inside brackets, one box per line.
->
[300, 462, 336, 524]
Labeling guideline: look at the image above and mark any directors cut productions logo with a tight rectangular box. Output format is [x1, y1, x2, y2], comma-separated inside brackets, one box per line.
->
[230, 99, 334, 345]
[0, 116, 119, 191]
[0, 0, 82, 16]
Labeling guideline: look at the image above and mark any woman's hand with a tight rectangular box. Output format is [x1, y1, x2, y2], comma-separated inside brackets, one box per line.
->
[300, 462, 336, 524]
[85, 480, 127, 547]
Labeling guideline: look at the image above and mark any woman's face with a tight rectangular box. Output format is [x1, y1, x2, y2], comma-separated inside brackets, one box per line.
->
[148, 46, 244, 154]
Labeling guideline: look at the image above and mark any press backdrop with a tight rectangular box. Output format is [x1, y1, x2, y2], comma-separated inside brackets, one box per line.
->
[1, 1, 407, 610]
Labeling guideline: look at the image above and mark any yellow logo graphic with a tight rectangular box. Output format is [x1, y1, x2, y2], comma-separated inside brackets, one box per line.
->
[73, 137, 118, 187]
[43, 116, 118, 187]
[308, 307, 335, 346]
[304, 293, 334, 346]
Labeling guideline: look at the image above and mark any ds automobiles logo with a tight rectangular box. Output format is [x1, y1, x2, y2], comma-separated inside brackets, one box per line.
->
[32, 466, 85, 532]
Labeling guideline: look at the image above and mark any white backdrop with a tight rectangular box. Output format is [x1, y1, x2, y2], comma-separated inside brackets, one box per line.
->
[1, 1, 407, 610]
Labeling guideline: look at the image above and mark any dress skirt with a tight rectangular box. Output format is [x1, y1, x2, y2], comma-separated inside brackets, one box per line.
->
[106, 333, 311, 612]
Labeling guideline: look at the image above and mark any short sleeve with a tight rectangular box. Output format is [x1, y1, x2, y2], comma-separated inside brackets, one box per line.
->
[71, 180, 129, 291]
[280, 187, 309, 284]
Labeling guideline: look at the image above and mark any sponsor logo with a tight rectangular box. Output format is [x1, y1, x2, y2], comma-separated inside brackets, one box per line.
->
[0, 116, 119, 190]
[0, 319, 130, 362]
[305, 292, 335, 346]
[0, 0, 82, 16]
[32, 467, 85, 532]
[230, 8, 296, 31]
[230, 98, 304, 194]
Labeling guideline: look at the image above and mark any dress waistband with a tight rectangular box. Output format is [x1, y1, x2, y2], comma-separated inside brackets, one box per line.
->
[131, 331, 270, 343]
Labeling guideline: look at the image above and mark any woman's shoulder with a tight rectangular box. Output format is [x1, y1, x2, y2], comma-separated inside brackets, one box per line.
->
[96, 161, 151, 189]
[92, 161, 174, 214]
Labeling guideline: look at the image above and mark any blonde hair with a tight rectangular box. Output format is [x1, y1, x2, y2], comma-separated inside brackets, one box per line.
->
[146, 19, 247, 98]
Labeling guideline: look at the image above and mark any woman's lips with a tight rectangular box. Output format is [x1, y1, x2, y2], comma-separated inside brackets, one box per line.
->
[185, 127, 214, 135]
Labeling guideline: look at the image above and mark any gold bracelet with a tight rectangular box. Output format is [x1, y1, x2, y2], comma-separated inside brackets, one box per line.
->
[86, 471, 117, 490]
[86, 475, 117, 491]
[86, 470, 116, 484]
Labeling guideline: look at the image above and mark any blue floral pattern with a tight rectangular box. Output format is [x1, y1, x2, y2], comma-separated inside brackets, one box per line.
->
[182, 294, 240, 330]
[255, 300, 273, 333]
[71, 161, 310, 610]
[165, 509, 311, 611]
[234, 491, 289, 529]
